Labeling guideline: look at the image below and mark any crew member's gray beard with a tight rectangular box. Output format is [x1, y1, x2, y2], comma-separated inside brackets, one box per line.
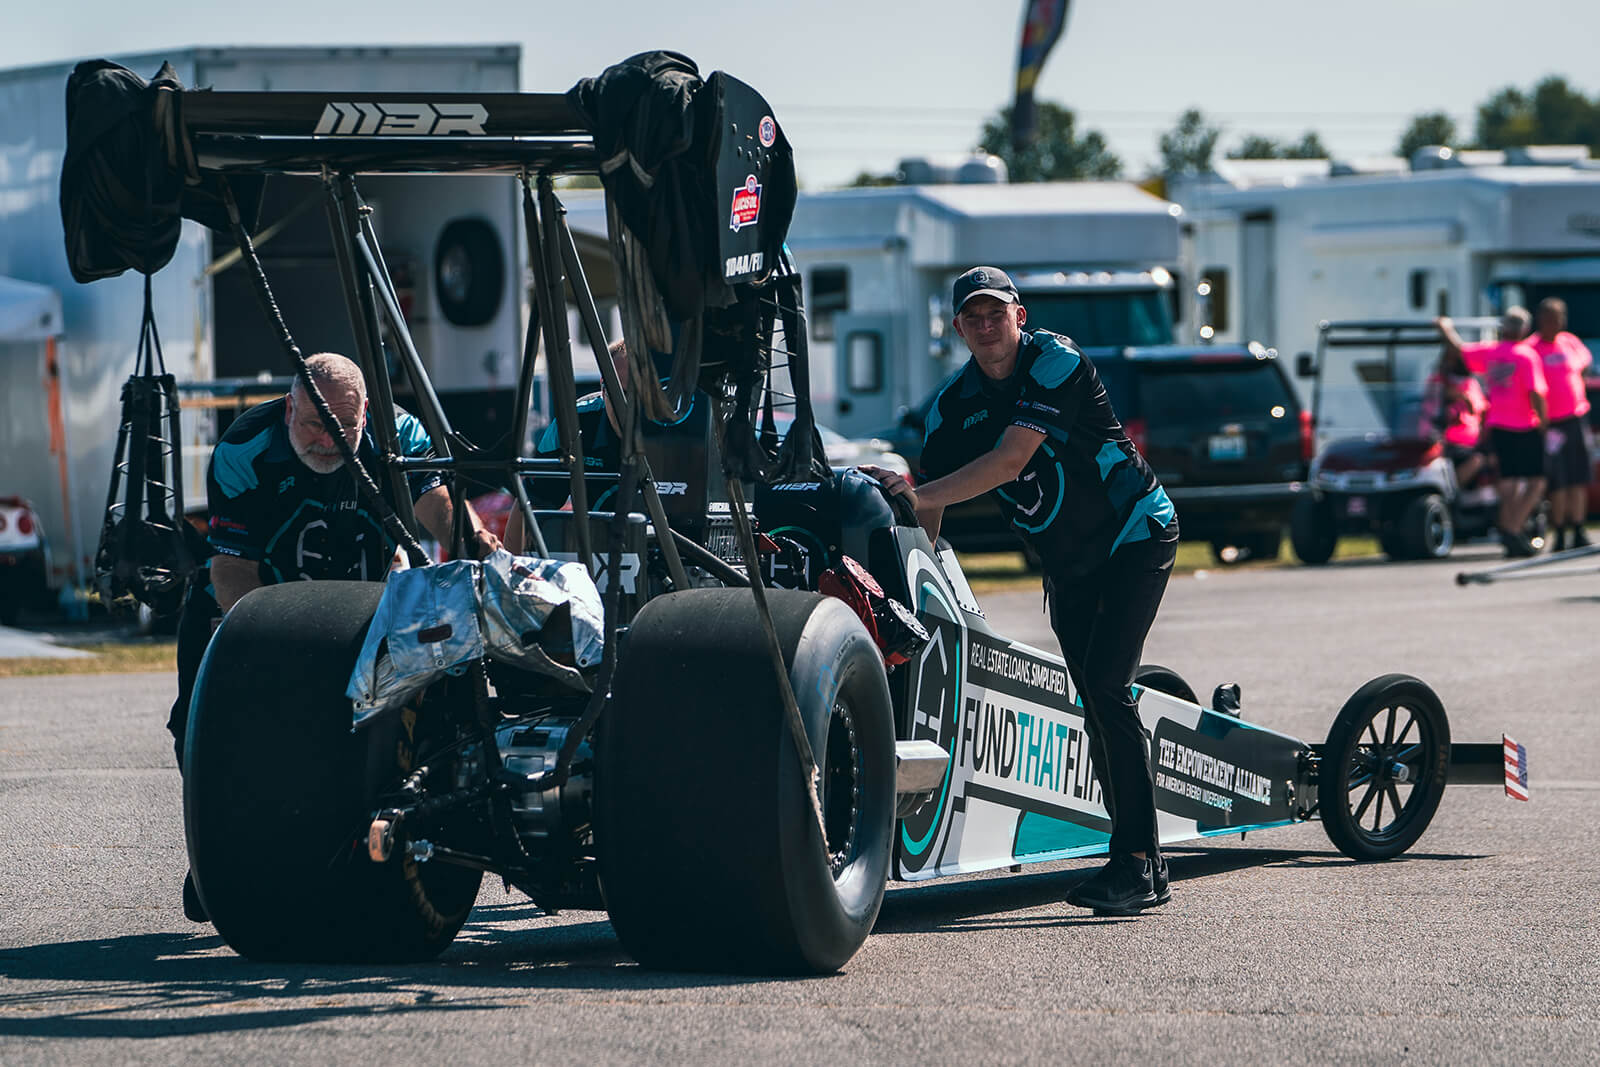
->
[294, 444, 346, 475]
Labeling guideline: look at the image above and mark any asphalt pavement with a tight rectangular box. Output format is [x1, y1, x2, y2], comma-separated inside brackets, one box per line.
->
[1, 542, 1597, 1064]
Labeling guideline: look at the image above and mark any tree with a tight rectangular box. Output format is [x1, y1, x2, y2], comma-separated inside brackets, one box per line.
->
[1225, 130, 1328, 160]
[978, 102, 1122, 181]
[1157, 108, 1220, 177]
[1396, 112, 1458, 158]
[848, 170, 897, 188]
[1474, 77, 1599, 150]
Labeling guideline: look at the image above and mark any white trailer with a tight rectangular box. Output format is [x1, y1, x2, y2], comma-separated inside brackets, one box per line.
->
[0, 45, 527, 594]
[1179, 157, 1600, 439]
[783, 182, 1188, 438]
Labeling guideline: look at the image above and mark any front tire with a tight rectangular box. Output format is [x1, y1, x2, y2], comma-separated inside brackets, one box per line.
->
[596, 588, 895, 974]
[1318, 674, 1450, 861]
[184, 581, 481, 962]
[1291, 496, 1338, 565]
[1400, 493, 1454, 559]
[1133, 663, 1199, 705]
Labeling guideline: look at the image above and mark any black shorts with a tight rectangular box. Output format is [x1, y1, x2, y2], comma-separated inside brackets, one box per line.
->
[1491, 427, 1546, 479]
[1545, 416, 1593, 490]
[1444, 441, 1479, 467]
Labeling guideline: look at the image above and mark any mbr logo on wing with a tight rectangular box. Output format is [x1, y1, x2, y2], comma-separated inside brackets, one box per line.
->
[313, 102, 489, 136]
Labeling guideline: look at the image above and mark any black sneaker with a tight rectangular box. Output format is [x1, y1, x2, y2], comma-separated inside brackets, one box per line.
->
[182, 869, 209, 923]
[1066, 853, 1159, 915]
[1574, 526, 1592, 549]
[1151, 854, 1171, 906]
[1553, 528, 1568, 553]
[1500, 529, 1537, 559]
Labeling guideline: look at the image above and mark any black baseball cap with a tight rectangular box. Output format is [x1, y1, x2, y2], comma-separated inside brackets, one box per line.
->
[953, 266, 1019, 313]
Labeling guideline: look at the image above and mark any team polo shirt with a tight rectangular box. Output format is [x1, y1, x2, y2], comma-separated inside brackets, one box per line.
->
[1525, 332, 1592, 422]
[205, 397, 443, 585]
[528, 390, 709, 509]
[919, 330, 1176, 575]
[1461, 340, 1547, 430]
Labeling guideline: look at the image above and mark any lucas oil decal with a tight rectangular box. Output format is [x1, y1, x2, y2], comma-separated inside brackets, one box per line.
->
[730, 175, 762, 231]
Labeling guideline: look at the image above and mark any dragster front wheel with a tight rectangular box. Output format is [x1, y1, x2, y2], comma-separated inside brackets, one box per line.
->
[1318, 674, 1450, 861]
[1133, 663, 1199, 706]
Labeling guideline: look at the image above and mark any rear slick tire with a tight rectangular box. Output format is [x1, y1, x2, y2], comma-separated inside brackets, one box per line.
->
[596, 588, 895, 975]
[183, 581, 481, 962]
[1133, 663, 1199, 706]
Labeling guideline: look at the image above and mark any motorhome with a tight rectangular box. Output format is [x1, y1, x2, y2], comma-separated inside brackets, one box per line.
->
[0, 45, 527, 599]
[1178, 152, 1600, 440]
[783, 181, 1190, 438]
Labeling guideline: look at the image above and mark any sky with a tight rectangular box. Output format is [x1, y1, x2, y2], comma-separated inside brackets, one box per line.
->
[9, 0, 1600, 188]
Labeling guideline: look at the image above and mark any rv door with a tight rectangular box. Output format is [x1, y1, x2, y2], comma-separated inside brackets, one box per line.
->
[830, 313, 897, 437]
[1241, 212, 1276, 345]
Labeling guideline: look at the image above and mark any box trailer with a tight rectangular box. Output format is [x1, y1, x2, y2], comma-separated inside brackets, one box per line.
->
[0, 45, 527, 595]
[782, 181, 1190, 439]
[1179, 156, 1600, 440]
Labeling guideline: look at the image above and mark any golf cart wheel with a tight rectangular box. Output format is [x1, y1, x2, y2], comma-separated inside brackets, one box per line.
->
[1379, 526, 1411, 561]
[1133, 663, 1199, 705]
[184, 581, 481, 962]
[1317, 674, 1450, 861]
[1400, 493, 1454, 560]
[1291, 496, 1338, 565]
[596, 588, 895, 975]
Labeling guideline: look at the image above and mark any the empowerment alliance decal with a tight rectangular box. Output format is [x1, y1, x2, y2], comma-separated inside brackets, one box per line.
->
[1150, 716, 1296, 828]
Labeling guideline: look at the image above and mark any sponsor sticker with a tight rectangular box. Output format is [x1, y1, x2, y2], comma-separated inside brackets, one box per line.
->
[730, 175, 762, 232]
[758, 115, 777, 147]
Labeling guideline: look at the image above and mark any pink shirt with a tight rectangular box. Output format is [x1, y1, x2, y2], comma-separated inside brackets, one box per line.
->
[1421, 371, 1486, 445]
[1461, 340, 1546, 431]
[1524, 331, 1592, 422]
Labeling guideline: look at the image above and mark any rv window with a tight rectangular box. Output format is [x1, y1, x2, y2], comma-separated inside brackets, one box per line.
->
[845, 331, 884, 393]
[810, 267, 850, 341]
[1408, 270, 1429, 311]
[1202, 269, 1229, 332]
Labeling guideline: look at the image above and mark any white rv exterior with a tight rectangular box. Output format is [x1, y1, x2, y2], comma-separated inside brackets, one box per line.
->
[0, 45, 526, 591]
[785, 182, 1187, 438]
[1179, 158, 1600, 438]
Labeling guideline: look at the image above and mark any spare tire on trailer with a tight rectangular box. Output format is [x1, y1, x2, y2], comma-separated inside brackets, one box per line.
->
[596, 588, 896, 975]
[183, 581, 482, 962]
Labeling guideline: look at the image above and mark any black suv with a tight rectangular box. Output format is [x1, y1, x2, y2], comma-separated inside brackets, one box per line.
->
[886, 343, 1311, 563]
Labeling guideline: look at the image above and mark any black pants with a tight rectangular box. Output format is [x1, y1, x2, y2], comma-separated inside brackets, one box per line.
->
[168, 583, 222, 768]
[1046, 528, 1176, 857]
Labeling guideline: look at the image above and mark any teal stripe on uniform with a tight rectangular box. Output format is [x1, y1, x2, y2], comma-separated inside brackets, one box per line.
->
[1094, 440, 1125, 479]
[1029, 334, 1081, 388]
[1109, 486, 1176, 553]
[394, 408, 433, 457]
[211, 425, 274, 498]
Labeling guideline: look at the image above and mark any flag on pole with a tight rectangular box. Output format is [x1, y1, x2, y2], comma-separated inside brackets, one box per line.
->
[1012, 0, 1071, 151]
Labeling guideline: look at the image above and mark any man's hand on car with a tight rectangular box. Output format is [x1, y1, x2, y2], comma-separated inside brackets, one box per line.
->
[858, 463, 918, 510]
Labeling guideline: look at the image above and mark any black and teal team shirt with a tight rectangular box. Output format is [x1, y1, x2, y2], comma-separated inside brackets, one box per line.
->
[205, 397, 443, 586]
[919, 329, 1176, 576]
[528, 390, 708, 508]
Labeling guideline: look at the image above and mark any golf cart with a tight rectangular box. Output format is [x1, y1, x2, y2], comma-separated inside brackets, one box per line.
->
[1290, 319, 1534, 564]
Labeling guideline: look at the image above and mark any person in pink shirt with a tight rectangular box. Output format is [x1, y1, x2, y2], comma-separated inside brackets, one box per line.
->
[1525, 298, 1594, 550]
[1438, 308, 1547, 557]
[1422, 362, 1488, 486]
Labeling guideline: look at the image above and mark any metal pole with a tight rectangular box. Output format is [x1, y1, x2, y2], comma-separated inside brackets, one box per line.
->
[522, 175, 591, 566]
[549, 202, 689, 591]
[325, 173, 420, 538]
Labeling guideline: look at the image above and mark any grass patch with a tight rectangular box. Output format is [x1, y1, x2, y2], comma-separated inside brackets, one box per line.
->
[957, 535, 1384, 593]
[0, 640, 177, 678]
